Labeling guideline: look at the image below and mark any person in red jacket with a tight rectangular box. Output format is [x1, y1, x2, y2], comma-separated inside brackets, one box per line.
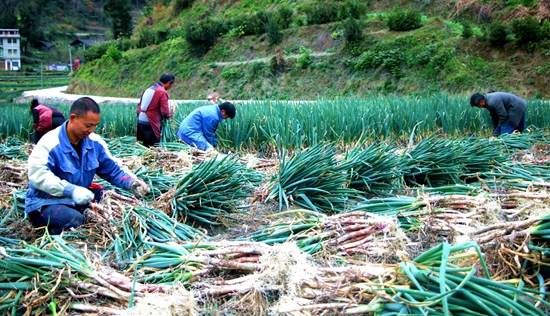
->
[30, 99, 66, 144]
[136, 73, 175, 147]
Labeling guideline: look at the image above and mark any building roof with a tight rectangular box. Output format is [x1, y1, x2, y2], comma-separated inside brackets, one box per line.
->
[34, 40, 54, 49]
[70, 38, 99, 46]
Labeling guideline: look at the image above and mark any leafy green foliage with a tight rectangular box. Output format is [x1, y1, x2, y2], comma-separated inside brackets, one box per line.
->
[296, 46, 313, 69]
[103, 0, 133, 39]
[105, 45, 122, 62]
[387, 7, 422, 31]
[248, 10, 272, 35]
[266, 18, 283, 46]
[184, 18, 218, 55]
[274, 4, 294, 29]
[83, 42, 112, 62]
[338, 0, 368, 20]
[461, 21, 473, 39]
[512, 17, 542, 45]
[487, 21, 509, 47]
[343, 18, 364, 44]
[172, 0, 194, 17]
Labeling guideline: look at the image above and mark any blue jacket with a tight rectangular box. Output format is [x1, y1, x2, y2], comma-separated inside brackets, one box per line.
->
[177, 105, 224, 150]
[25, 122, 137, 213]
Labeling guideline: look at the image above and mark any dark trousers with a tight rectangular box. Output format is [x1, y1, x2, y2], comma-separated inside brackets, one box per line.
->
[137, 123, 159, 147]
[33, 130, 47, 144]
[28, 187, 103, 235]
[496, 112, 526, 135]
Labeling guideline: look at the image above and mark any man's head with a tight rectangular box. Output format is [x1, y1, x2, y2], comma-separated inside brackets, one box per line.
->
[67, 97, 101, 144]
[159, 73, 175, 91]
[219, 102, 236, 119]
[470, 92, 486, 108]
[30, 99, 39, 110]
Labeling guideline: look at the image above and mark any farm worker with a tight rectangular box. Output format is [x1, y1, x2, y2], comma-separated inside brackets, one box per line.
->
[30, 99, 66, 144]
[206, 91, 224, 105]
[470, 91, 527, 136]
[136, 73, 175, 147]
[25, 97, 150, 235]
[177, 102, 236, 151]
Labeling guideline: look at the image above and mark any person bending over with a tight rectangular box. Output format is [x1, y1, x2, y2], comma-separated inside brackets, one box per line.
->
[177, 102, 236, 151]
[30, 98, 66, 144]
[470, 91, 527, 136]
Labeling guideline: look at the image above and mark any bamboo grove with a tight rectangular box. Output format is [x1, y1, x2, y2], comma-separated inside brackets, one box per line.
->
[2, 94, 550, 152]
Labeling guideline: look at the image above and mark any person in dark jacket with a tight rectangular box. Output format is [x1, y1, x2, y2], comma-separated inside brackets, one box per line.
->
[30, 99, 66, 144]
[25, 97, 150, 234]
[470, 92, 527, 136]
[136, 73, 175, 147]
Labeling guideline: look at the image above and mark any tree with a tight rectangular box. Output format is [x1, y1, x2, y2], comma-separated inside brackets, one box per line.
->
[0, 0, 18, 29]
[17, 0, 45, 52]
[103, 0, 133, 39]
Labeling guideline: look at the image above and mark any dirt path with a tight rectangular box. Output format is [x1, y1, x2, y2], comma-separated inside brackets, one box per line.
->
[214, 51, 334, 67]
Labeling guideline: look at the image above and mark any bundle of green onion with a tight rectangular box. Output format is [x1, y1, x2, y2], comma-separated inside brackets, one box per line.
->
[341, 142, 403, 196]
[266, 142, 361, 213]
[356, 242, 549, 315]
[172, 154, 265, 224]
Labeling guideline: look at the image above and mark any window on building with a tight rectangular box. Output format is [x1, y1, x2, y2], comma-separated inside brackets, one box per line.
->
[8, 49, 17, 56]
[7, 38, 17, 44]
[0, 48, 3, 56]
[13, 61, 19, 67]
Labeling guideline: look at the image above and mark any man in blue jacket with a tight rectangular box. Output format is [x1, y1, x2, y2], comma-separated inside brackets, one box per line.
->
[470, 92, 527, 136]
[177, 102, 236, 151]
[25, 97, 150, 234]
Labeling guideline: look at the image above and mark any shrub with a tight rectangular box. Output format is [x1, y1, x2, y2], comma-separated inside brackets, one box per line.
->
[266, 18, 283, 45]
[275, 5, 294, 29]
[248, 10, 272, 35]
[105, 45, 122, 62]
[117, 38, 132, 51]
[337, 0, 368, 20]
[343, 18, 364, 43]
[387, 7, 422, 31]
[83, 41, 112, 62]
[137, 28, 155, 48]
[154, 27, 170, 44]
[487, 21, 509, 47]
[461, 21, 473, 39]
[303, 2, 338, 25]
[296, 46, 313, 68]
[542, 20, 550, 39]
[184, 18, 218, 54]
[512, 17, 542, 45]
[172, 0, 194, 17]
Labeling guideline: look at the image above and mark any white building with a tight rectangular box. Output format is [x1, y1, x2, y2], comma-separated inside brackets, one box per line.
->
[0, 29, 21, 71]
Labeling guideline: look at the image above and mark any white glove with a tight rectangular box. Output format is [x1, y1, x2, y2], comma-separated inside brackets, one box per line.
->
[130, 179, 150, 198]
[72, 186, 94, 205]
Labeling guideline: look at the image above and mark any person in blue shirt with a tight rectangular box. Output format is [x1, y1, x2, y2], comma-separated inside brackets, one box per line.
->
[177, 102, 236, 151]
[25, 97, 150, 235]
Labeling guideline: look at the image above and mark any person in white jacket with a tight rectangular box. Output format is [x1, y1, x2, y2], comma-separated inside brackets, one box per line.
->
[25, 97, 150, 234]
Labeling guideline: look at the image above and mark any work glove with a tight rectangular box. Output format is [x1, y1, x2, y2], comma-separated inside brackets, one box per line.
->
[72, 186, 95, 205]
[130, 179, 151, 198]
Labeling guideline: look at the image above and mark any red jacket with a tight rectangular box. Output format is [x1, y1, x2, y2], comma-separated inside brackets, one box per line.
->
[32, 104, 65, 132]
[137, 82, 171, 141]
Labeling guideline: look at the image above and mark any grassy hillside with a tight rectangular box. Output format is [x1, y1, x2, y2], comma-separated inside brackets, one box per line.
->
[68, 0, 550, 100]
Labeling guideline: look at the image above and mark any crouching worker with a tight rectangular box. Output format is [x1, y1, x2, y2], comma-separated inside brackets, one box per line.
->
[25, 97, 150, 235]
[177, 101, 236, 151]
